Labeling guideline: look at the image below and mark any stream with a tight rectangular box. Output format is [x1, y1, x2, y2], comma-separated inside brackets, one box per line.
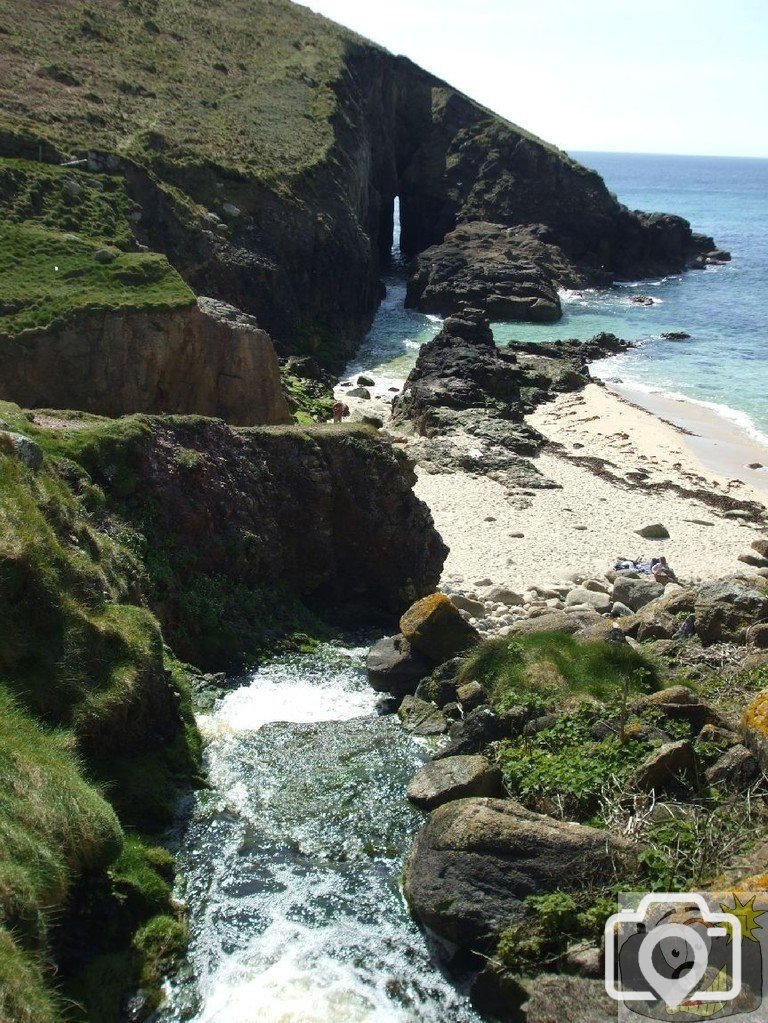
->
[160, 642, 483, 1023]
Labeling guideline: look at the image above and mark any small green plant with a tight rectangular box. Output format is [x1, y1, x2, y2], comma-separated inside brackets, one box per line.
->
[495, 892, 616, 973]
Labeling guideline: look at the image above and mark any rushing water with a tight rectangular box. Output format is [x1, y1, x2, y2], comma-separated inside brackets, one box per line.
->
[161, 643, 483, 1023]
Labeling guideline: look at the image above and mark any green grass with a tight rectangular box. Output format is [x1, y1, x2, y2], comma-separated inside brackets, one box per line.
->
[0, 685, 123, 1023]
[0, 222, 194, 338]
[0, 157, 136, 247]
[0, 413, 201, 1020]
[459, 631, 658, 713]
[0, 0, 362, 187]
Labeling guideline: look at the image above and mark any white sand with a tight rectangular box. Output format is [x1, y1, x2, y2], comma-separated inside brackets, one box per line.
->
[336, 379, 768, 596]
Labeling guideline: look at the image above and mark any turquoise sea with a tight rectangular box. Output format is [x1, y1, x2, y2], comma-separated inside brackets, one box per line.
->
[347, 153, 768, 442]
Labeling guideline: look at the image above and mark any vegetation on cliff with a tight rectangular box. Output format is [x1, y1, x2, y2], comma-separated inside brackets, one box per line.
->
[0, 406, 202, 1021]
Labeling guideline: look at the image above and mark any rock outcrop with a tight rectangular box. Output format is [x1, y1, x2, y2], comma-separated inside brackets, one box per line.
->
[0, 297, 292, 425]
[65, 416, 447, 663]
[406, 222, 562, 322]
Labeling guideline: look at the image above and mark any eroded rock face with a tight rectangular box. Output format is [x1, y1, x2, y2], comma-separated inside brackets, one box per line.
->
[406, 222, 562, 322]
[81, 419, 447, 664]
[0, 297, 292, 425]
[403, 797, 635, 948]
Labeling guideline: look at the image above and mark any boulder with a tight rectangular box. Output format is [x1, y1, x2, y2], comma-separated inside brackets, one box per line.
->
[456, 680, 488, 712]
[739, 553, 768, 569]
[635, 523, 670, 539]
[470, 969, 615, 1023]
[403, 797, 635, 948]
[0, 431, 44, 470]
[346, 386, 371, 399]
[705, 745, 758, 790]
[414, 658, 462, 707]
[399, 593, 481, 663]
[752, 539, 768, 559]
[511, 610, 583, 636]
[432, 706, 506, 759]
[625, 740, 695, 793]
[397, 695, 449, 736]
[612, 576, 665, 611]
[634, 686, 727, 732]
[365, 635, 433, 697]
[741, 689, 768, 771]
[450, 593, 486, 618]
[356, 375, 375, 387]
[484, 585, 525, 606]
[565, 587, 611, 612]
[611, 601, 634, 618]
[694, 578, 768, 645]
[406, 755, 503, 811]
[750, 624, 768, 649]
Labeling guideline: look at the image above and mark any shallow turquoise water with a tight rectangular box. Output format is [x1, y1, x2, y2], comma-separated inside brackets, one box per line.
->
[347, 156, 768, 440]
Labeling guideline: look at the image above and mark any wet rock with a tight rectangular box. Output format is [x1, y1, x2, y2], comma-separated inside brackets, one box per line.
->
[705, 745, 758, 790]
[612, 576, 665, 611]
[635, 522, 670, 539]
[406, 755, 503, 811]
[346, 386, 371, 399]
[403, 797, 635, 948]
[357, 375, 375, 386]
[626, 740, 695, 793]
[397, 695, 449, 736]
[366, 635, 433, 698]
[399, 593, 480, 664]
[432, 706, 506, 759]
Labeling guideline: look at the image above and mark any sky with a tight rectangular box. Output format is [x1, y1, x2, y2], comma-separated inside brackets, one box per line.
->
[305, 0, 768, 159]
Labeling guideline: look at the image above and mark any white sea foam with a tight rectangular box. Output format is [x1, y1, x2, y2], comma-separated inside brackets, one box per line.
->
[198, 648, 376, 737]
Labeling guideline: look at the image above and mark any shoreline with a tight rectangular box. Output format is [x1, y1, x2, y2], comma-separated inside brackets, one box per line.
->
[336, 374, 768, 604]
[601, 380, 768, 500]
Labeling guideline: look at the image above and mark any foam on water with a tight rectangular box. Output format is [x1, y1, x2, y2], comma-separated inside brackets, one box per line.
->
[161, 645, 482, 1023]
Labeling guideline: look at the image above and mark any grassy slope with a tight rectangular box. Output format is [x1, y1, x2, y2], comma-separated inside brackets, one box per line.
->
[0, 0, 359, 186]
[0, 403, 201, 1021]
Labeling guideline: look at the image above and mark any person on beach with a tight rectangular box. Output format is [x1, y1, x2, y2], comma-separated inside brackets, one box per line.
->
[651, 556, 677, 584]
[332, 401, 349, 424]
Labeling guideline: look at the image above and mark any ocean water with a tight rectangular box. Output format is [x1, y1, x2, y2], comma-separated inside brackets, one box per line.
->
[347, 155, 768, 441]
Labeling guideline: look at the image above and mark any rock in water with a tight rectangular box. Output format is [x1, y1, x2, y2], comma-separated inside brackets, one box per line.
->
[403, 798, 635, 947]
[365, 635, 433, 697]
[406, 755, 503, 811]
[399, 593, 480, 663]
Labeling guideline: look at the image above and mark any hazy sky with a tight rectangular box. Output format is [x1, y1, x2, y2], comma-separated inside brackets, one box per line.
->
[305, 0, 768, 158]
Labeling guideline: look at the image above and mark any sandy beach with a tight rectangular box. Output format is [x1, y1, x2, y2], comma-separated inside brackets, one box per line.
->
[338, 378, 768, 601]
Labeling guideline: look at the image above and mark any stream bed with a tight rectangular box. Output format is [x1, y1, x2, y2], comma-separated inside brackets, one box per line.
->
[160, 642, 483, 1023]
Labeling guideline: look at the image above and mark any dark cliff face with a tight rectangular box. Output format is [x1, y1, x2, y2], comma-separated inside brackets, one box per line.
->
[0, 0, 714, 366]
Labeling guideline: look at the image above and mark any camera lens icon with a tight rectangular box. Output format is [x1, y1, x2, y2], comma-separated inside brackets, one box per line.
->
[605, 894, 743, 1008]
